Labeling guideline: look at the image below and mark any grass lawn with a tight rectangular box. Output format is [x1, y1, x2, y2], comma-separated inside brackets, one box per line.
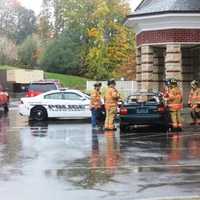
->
[46, 72, 89, 90]
[0, 65, 17, 70]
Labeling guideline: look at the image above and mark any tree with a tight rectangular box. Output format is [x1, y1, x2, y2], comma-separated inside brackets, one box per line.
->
[86, 0, 135, 80]
[37, 15, 53, 45]
[40, 0, 95, 74]
[0, 35, 17, 65]
[39, 0, 136, 79]
[40, 0, 65, 35]
[107, 24, 136, 79]
[40, 29, 82, 74]
[86, 1, 111, 80]
[0, 0, 36, 44]
[15, 6, 36, 44]
[61, 0, 135, 79]
[17, 36, 38, 67]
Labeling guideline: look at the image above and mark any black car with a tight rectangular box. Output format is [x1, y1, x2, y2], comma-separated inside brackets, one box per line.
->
[119, 92, 169, 132]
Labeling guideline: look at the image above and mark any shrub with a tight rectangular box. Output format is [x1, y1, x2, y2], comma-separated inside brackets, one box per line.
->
[17, 36, 37, 68]
[0, 35, 17, 65]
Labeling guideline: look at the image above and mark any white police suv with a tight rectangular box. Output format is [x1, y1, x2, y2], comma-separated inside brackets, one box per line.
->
[19, 89, 91, 121]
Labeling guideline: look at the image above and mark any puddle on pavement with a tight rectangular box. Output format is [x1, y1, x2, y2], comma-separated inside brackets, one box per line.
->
[0, 110, 199, 199]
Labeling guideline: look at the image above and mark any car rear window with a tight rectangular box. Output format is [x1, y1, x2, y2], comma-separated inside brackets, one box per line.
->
[127, 95, 160, 104]
[29, 83, 57, 92]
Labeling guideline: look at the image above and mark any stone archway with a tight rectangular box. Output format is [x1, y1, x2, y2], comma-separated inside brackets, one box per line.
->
[136, 44, 200, 103]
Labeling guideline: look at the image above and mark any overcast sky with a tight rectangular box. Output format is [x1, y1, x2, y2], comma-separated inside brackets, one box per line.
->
[129, 0, 142, 11]
[21, 0, 142, 15]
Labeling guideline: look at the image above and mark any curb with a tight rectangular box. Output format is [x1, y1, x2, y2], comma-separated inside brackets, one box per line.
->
[139, 196, 200, 200]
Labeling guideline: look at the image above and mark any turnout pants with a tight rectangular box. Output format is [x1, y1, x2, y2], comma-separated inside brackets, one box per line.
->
[191, 108, 200, 123]
[169, 110, 182, 128]
[105, 107, 117, 130]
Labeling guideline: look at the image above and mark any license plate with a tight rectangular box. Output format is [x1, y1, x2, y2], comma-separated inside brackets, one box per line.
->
[136, 108, 149, 114]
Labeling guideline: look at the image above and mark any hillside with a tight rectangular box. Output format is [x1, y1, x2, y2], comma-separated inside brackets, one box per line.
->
[0, 65, 89, 90]
[46, 72, 88, 90]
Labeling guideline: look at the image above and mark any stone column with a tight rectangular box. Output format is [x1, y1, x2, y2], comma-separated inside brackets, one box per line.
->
[165, 44, 183, 89]
[182, 48, 194, 100]
[153, 49, 161, 92]
[140, 45, 154, 92]
[136, 48, 141, 91]
[193, 48, 200, 80]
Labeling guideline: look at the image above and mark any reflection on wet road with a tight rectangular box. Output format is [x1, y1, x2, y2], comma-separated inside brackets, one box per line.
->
[0, 110, 199, 199]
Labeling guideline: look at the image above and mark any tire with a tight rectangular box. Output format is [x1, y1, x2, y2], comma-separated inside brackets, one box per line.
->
[4, 104, 9, 113]
[161, 126, 169, 132]
[155, 124, 169, 132]
[30, 106, 47, 121]
[120, 124, 128, 133]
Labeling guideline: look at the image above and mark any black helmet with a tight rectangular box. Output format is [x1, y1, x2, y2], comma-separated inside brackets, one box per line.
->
[94, 82, 102, 87]
[107, 79, 116, 86]
[170, 78, 178, 86]
[164, 79, 171, 86]
[191, 80, 199, 87]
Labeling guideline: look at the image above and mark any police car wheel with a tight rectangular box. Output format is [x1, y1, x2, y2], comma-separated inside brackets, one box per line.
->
[4, 104, 9, 113]
[31, 106, 47, 121]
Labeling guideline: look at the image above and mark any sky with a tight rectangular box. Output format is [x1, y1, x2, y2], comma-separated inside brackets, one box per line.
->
[20, 0, 142, 15]
[129, 0, 142, 11]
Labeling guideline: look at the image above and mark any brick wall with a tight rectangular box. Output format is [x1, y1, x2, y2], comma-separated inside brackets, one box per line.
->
[137, 29, 200, 46]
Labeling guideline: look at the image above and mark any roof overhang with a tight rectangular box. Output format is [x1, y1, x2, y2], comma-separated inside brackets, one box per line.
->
[128, 10, 200, 18]
[125, 12, 200, 35]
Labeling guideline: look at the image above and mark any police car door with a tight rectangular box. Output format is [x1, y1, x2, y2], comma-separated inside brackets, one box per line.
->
[63, 92, 91, 118]
[44, 92, 66, 118]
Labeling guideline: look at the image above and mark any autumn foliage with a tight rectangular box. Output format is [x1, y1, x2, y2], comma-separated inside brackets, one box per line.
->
[0, 0, 136, 80]
[86, 0, 136, 80]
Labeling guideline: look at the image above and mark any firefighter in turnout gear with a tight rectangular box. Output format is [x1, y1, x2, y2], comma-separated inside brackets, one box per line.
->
[188, 80, 200, 125]
[104, 80, 120, 131]
[90, 82, 102, 129]
[166, 79, 183, 131]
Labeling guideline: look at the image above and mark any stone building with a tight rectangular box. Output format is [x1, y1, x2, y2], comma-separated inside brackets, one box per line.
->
[125, 0, 200, 98]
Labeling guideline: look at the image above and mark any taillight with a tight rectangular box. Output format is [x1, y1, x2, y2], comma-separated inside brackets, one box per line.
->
[120, 107, 128, 115]
[25, 91, 33, 97]
[26, 90, 41, 97]
[158, 106, 165, 113]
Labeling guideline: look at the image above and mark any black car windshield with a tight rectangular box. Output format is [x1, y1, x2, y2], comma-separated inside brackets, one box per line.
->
[127, 94, 160, 104]
[29, 83, 57, 92]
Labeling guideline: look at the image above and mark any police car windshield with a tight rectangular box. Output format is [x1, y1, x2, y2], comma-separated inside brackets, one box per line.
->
[82, 92, 90, 99]
[29, 83, 57, 92]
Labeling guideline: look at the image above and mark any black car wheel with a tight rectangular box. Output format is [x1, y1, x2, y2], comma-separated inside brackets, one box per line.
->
[31, 106, 47, 121]
[4, 104, 9, 113]
[154, 124, 169, 132]
[162, 125, 169, 132]
[120, 124, 129, 133]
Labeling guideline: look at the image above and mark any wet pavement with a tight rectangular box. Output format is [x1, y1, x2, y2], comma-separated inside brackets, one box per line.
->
[0, 109, 200, 200]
